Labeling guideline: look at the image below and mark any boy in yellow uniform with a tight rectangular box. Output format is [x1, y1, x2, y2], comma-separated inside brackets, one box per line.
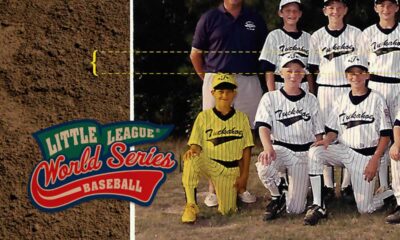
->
[181, 73, 254, 223]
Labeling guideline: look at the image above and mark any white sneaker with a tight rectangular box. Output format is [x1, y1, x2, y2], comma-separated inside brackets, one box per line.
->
[238, 190, 257, 203]
[204, 192, 218, 207]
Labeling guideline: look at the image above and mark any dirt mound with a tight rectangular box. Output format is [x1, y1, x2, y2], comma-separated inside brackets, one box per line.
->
[0, 1, 129, 238]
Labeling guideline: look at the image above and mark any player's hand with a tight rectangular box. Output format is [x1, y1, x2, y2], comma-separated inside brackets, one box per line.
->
[311, 139, 329, 149]
[234, 175, 247, 191]
[364, 156, 379, 182]
[258, 147, 276, 165]
[184, 149, 200, 160]
[389, 144, 400, 161]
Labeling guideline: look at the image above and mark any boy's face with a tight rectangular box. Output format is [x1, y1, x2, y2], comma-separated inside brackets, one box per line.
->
[346, 67, 369, 89]
[278, 3, 302, 25]
[375, 1, 399, 21]
[212, 89, 236, 106]
[323, 1, 348, 22]
[281, 62, 305, 88]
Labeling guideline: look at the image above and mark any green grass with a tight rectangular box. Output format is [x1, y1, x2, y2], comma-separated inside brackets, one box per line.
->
[135, 138, 400, 240]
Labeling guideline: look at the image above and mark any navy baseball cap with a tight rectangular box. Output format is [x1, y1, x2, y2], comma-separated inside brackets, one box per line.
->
[323, 0, 348, 6]
[375, 0, 399, 4]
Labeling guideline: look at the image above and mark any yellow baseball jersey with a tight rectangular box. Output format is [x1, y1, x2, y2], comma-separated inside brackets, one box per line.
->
[188, 108, 254, 161]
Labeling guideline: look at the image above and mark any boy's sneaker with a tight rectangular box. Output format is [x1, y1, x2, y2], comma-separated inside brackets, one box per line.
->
[263, 194, 286, 221]
[238, 190, 257, 203]
[304, 204, 327, 226]
[340, 185, 355, 205]
[323, 186, 335, 203]
[386, 206, 400, 224]
[204, 192, 218, 207]
[182, 203, 200, 223]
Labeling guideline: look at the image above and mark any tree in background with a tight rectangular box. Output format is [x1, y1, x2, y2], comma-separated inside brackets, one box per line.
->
[134, 0, 386, 135]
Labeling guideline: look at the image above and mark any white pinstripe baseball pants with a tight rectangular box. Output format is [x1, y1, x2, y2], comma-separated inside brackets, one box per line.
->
[256, 145, 309, 214]
[309, 144, 388, 213]
[391, 158, 400, 206]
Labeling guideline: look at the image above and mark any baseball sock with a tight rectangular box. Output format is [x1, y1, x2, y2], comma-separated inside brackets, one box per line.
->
[323, 166, 334, 188]
[310, 174, 325, 208]
[269, 181, 281, 199]
[184, 187, 197, 204]
[341, 168, 351, 189]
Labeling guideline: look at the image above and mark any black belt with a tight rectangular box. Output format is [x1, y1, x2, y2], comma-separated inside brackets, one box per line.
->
[274, 74, 307, 83]
[370, 74, 400, 84]
[211, 159, 239, 168]
[350, 146, 377, 156]
[273, 140, 313, 152]
[318, 83, 350, 88]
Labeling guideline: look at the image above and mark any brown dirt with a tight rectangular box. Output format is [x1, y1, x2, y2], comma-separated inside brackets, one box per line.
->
[0, 1, 130, 239]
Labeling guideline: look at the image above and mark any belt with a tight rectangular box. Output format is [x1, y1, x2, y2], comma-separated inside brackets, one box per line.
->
[370, 74, 400, 84]
[350, 146, 377, 156]
[211, 158, 240, 168]
[273, 140, 313, 152]
[274, 74, 307, 83]
[318, 83, 350, 88]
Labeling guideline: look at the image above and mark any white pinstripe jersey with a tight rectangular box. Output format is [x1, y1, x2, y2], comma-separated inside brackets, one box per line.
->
[259, 28, 310, 74]
[326, 89, 392, 149]
[361, 23, 400, 79]
[255, 88, 324, 144]
[309, 25, 362, 85]
[188, 108, 254, 161]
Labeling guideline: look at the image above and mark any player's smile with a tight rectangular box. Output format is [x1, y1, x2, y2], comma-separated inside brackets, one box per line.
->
[324, 2, 347, 22]
[279, 3, 302, 25]
[375, 2, 399, 21]
[346, 68, 369, 89]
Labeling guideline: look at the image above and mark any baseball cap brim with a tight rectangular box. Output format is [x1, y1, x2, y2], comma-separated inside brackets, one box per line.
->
[281, 59, 306, 69]
[345, 65, 369, 73]
[213, 82, 237, 90]
[279, 0, 302, 11]
[375, 0, 399, 5]
[324, 0, 347, 6]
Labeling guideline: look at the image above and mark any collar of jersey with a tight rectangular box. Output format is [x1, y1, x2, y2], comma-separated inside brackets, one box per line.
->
[218, 4, 248, 18]
[325, 24, 347, 38]
[213, 107, 236, 121]
[376, 22, 398, 35]
[349, 88, 371, 105]
[280, 27, 303, 40]
[280, 87, 306, 102]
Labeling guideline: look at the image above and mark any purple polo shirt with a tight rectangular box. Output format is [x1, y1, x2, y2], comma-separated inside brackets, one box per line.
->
[192, 4, 268, 74]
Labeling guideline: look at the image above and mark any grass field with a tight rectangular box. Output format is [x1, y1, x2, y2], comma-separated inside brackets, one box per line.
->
[135, 138, 400, 240]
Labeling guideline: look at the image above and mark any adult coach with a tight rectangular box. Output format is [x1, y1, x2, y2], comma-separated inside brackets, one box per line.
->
[190, 0, 268, 205]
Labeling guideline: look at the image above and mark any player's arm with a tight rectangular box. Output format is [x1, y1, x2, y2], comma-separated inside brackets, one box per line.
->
[390, 125, 400, 161]
[364, 135, 390, 182]
[190, 47, 205, 80]
[307, 64, 319, 95]
[235, 147, 251, 191]
[258, 126, 276, 165]
[312, 127, 337, 149]
[266, 72, 275, 91]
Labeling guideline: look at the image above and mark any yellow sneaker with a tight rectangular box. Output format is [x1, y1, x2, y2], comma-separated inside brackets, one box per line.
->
[181, 203, 199, 223]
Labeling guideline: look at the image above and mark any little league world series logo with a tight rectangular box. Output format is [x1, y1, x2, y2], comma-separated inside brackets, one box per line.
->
[28, 120, 176, 212]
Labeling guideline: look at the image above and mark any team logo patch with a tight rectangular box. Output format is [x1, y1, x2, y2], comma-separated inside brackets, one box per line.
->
[205, 127, 243, 146]
[275, 108, 311, 127]
[322, 43, 355, 61]
[372, 39, 400, 56]
[278, 45, 308, 57]
[244, 21, 256, 31]
[339, 112, 375, 129]
[29, 120, 176, 212]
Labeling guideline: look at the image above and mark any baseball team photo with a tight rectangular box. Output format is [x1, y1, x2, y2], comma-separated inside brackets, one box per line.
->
[135, 0, 400, 239]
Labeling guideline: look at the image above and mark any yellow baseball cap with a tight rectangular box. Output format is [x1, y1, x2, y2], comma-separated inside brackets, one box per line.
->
[212, 73, 237, 90]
